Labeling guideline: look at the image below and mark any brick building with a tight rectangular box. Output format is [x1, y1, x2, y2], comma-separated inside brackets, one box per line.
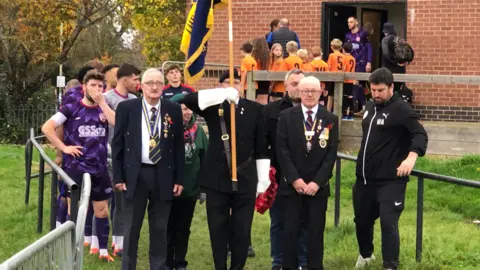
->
[190, 0, 480, 122]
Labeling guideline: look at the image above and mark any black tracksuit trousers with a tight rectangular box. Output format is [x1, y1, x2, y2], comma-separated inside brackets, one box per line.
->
[353, 181, 407, 270]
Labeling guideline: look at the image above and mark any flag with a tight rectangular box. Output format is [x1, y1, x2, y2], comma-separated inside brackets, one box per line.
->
[181, 0, 227, 84]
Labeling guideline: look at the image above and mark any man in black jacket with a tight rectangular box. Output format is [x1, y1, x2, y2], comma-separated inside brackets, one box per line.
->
[112, 68, 185, 270]
[267, 18, 301, 58]
[354, 68, 428, 270]
[265, 69, 308, 270]
[182, 70, 270, 270]
[277, 76, 339, 270]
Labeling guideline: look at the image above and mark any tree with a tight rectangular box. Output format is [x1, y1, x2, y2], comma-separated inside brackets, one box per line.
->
[129, 0, 186, 66]
[0, 0, 125, 104]
[67, 15, 146, 71]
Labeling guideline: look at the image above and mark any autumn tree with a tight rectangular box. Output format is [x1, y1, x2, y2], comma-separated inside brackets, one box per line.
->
[130, 0, 186, 66]
[0, 0, 127, 104]
[67, 16, 146, 72]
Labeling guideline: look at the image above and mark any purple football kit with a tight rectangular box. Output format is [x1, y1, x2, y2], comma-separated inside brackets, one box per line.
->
[345, 29, 372, 71]
[58, 100, 112, 201]
[345, 29, 372, 107]
[61, 86, 84, 108]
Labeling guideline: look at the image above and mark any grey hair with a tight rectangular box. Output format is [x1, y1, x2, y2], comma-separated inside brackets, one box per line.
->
[299, 76, 321, 89]
[141, 68, 163, 83]
[284, 69, 304, 84]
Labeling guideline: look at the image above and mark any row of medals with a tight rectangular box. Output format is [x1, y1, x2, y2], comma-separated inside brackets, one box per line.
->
[306, 119, 329, 152]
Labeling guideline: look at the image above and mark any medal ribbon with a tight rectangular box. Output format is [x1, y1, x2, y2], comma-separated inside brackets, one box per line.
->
[142, 99, 161, 139]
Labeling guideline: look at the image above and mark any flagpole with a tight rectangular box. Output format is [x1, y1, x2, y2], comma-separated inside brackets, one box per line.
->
[227, 0, 238, 191]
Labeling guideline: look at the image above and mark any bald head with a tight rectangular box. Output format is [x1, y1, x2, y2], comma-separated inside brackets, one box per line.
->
[279, 18, 289, 27]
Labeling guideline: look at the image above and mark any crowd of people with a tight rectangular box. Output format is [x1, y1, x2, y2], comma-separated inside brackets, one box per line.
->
[239, 17, 409, 119]
[43, 15, 425, 270]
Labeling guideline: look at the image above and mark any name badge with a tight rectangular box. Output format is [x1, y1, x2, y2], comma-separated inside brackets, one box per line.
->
[305, 131, 315, 137]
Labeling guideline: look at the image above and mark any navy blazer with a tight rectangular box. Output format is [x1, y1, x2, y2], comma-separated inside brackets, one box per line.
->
[111, 98, 184, 200]
[276, 105, 339, 197]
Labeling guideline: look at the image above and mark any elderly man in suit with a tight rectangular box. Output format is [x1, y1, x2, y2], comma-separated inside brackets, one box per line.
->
[277, 76, 339, 270]
[182, 70, 270, 270]
[112, 68, 185, 270]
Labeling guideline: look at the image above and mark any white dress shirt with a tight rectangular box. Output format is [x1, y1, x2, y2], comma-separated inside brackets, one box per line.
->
[301, 104, 319, 122]
[141, 99, 161, 164]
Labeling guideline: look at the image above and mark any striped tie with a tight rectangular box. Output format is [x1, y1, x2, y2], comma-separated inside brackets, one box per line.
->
[306, 110, 314, 131]
[149, 107, 161, 164]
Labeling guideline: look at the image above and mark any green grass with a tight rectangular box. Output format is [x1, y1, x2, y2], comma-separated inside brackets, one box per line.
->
[1, 144, 479, 269]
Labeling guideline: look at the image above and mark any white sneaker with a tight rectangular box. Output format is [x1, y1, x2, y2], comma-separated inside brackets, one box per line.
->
[355, 254, 376, 268]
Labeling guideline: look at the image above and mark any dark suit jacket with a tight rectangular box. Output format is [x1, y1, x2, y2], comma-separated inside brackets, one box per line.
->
[264, 96, 295, 196]
[183, 93, 267, 194]
[276, 105, 339, 196]
[111, 98, 184, 200]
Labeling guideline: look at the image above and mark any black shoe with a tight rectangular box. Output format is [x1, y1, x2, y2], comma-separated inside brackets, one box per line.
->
[176, 267, 187, 270]
[272, 266, 282, 270]
[113, 250, 123, 258]
[165, 267, 175, 270]
[247, 245, 255, 258]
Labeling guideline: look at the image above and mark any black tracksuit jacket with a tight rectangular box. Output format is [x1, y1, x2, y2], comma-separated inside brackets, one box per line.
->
[356, 93, 428, 185]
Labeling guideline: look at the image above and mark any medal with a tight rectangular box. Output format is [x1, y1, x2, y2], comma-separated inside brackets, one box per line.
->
[218, 108, 224, 116]
[142, 99, 161, 145]
[164, 133, 168, 138]
[149, 139, 157, 148]
[319, 138, 327, 148]
[304, 117, 318, 153]
[324, 128, 329, 140]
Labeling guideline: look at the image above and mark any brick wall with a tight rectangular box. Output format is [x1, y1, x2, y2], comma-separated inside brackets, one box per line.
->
[186, 0, 480, 122]
[413, 105, 480, 122]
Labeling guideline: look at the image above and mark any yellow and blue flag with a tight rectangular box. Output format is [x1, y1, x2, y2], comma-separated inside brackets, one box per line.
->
[181, 0, 227, 84]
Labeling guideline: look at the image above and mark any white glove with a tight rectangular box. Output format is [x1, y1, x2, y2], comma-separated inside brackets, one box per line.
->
[198, 88, 228, 110]
[225, 87, 239, 105]
[256, 159, 271, 196]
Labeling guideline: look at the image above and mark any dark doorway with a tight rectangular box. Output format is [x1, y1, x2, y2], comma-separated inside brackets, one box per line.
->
[361, 8, 388, 70]
[322, 5, 357, 60]
[322, 2, 406, 70]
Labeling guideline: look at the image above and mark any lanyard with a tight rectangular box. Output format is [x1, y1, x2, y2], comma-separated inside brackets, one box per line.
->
[142, 99, 161, 139]
[303, 118, 318, 141]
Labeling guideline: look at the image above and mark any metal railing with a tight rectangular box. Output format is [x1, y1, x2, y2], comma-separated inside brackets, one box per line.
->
[0, 222, 76, 270]
[0, 173, 91, 270]
[72, 173, 91, 270]
[25, 128, 79, 233]
[333, 152, 480, 262]
[247, 71, 480, 131]
[2, 103, 56, 143]
[2, 128, 92, 269]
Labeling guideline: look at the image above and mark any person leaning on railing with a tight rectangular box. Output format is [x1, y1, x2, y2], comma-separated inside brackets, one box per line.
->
[353, 68, 428, 270]
[42, 70, 117, 262]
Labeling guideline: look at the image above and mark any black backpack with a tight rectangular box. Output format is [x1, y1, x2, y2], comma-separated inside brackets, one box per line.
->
[392, 35, 415, 64]
[398, 84, 413, 105]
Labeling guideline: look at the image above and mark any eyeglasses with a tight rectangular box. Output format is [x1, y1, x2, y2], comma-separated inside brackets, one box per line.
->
[299, 89, 320, 94]
[143, 81, 164, 88]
